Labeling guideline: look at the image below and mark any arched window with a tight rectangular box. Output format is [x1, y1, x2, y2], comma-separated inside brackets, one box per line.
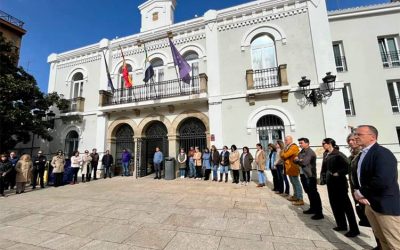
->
[71, 72, 84, 99]
[183, 51, 199, 77]
[150, 58, 164, 82]
[64, 130, 79, 158]
[256, 115, 284, 150]
[251, 35, 277, 70]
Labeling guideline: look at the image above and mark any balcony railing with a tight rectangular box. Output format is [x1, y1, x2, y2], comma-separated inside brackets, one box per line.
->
[0, 10, 24, 28]
[381, 51, 400, 68]
[61, 97, 85, 113]
[246, 65, 288, 90]
[100, 74, 208, 106]
[335, 56, 348, 72]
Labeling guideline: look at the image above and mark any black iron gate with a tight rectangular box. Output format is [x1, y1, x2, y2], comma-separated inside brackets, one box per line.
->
[178, 118, 207, 154]
[256, 115, 284, 151]
[137, 121, 169, 177]
[115, 124, 134, 176]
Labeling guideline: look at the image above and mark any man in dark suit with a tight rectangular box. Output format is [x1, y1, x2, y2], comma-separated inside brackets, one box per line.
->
[353, 125, 400, 250]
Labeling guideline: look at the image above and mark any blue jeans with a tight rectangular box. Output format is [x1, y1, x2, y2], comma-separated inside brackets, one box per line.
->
[289, 175, 303, 200]
[179, 169, 185, 177]
[212, 165, 218, 180]
[258, 170, 266, 184]
[189, 161, 195, 177]
[122, 162, 129, 176]
[219, 165, 229, 173]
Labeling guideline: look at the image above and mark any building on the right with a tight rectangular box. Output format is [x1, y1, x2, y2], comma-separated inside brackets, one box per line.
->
[328, 1, 400, 154]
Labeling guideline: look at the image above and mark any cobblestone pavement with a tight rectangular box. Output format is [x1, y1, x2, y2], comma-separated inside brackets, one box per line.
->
[0, 174, 376, 250]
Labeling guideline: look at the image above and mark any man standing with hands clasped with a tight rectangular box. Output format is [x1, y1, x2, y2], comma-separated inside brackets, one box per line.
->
[353, 125, 400, 250]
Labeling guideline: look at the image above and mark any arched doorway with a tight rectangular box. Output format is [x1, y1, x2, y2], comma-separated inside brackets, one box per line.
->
[139, 121, 168, 177]
[115, 124, 134, 176]
[64, 130, 79, 158]
[256, 115, 284, 150]
[178, 118, 206, 154]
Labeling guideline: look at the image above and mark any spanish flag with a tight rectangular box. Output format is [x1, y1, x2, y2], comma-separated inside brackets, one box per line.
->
[119, 46, 133, 88]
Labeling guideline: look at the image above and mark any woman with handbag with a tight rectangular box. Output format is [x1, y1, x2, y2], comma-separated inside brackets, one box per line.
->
[320, 138, 359, 237]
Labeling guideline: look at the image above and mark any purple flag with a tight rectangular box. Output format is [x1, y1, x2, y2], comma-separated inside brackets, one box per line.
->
[169, 38, 191, 84]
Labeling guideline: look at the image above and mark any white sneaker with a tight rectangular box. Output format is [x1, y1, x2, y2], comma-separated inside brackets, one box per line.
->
[245, 182, 248, 186]
[180, 176, 184, 179]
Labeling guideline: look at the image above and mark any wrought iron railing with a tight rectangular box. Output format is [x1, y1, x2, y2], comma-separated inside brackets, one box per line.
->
[252, 67, 280, 89]
[335, 56, 348, 72]
[0, 10, 24, 28]
[105, 76, 201, 106]
[381, 51, 400, 68]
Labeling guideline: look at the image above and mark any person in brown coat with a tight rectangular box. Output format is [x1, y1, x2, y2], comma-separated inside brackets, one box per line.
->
[240, 146, 253, 186]
[255, 143, 266, 187]
[210, 145, 220, 181]
[15, 154, 33, 194]
[193, 147, 202, 179]
[51, 150, 65, 187]
[280, 135, 303, 205]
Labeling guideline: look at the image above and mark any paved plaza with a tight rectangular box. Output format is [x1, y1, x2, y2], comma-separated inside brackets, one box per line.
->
[0, 175, 376, 250]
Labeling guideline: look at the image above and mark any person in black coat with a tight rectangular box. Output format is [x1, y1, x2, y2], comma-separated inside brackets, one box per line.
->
[320, 138, 359, 237]
[101, 150, 113, 179]
[32, 150, 47, 189]
[0, 154, 12, 197]
[219, 146, 230, 183]
[353, 125, 400, 249]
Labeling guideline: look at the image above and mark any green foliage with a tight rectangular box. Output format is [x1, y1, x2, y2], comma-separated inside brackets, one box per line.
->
[0, 34, 68, 153]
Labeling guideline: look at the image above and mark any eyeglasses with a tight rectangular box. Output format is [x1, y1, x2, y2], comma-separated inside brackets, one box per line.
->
[354, 133, 372, 136]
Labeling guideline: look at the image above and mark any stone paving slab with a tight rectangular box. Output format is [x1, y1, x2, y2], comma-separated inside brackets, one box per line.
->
[0, 176, 377, 249]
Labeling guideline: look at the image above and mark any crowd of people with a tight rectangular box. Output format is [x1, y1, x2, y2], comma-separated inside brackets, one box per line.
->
[0, 125, 399, 249]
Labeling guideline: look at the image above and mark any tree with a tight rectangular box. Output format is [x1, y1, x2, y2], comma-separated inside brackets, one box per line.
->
[0, 34, 68, 153]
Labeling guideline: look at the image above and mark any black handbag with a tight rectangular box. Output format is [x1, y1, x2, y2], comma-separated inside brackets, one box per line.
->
[355, 204, 371, 227]
[319, 172, 327, 185]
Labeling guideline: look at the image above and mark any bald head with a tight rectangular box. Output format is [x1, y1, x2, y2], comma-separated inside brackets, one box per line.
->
[284, 135, 293, 145]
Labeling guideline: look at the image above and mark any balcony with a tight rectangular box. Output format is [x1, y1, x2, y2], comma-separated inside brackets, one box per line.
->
[0, 10, 24, 28]
[245, 65, 290, 104]
[99, 74, 208, 109]
[335, 56, 348, 72]
[60, 97, 85, 113]
[381, 51, 400, 68]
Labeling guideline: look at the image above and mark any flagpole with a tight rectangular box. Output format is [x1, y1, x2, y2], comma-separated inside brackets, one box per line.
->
[119, 45, 136, 101]
[167, 33, 183, 94]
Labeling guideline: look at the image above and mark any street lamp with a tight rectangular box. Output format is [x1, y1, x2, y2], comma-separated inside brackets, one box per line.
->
[297, 72, 337, 107]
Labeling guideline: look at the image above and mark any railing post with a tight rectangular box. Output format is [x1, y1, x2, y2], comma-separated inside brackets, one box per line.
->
[199, 73, 208, 93]
[99, 90, 113, 107]
[278, 64, 289, 103]
[246, 69, 254, 90]
[76, 97, 85, 112]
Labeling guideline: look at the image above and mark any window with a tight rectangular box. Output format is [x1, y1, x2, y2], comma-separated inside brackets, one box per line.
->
[333, 42, 347, 72]
[256, 115, 284, 150]
[378, 37, 400, 68]
[387, 80, 400, 113]
[342, 83, 355, 116]
[70, 72, 84, 99]
[397, 127, 400, 144]
[183, 51, 199, 77]
[64, 130, 79, 158]
[151, 58, 164, 82]
[251, 35, 277, 70]
[152, 12, 159, 21]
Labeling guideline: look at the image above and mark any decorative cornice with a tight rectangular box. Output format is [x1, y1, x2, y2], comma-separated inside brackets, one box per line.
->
[218, 7, 308, 32]
[57, 54, 101, 69]
[328, 1, 400, 20]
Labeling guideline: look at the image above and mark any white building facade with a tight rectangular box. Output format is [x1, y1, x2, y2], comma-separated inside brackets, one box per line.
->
[24, 0, 400, 175]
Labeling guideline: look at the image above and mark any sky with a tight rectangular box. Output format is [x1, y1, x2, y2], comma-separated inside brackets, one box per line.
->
[1, 0, 389, 92]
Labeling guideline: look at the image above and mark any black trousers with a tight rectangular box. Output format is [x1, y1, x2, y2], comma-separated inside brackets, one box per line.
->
[54, 172, 63, 187]
[327, 177, 359, 232]
[195, 165, 202, 178]
[92, 162, 98, 179]
[232, 170, 239, 183]
[72, 168, 80, 183]
[0, 175, 5, 194]
[300, 175, 323, 215]
[7, 168, 16, 189]
[271, 168, 278, 191]
[204, 169, 211, 180]
[32, 167, 45, 188]
[242, 170, 250, 182]
[104, 165, 112, 178]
